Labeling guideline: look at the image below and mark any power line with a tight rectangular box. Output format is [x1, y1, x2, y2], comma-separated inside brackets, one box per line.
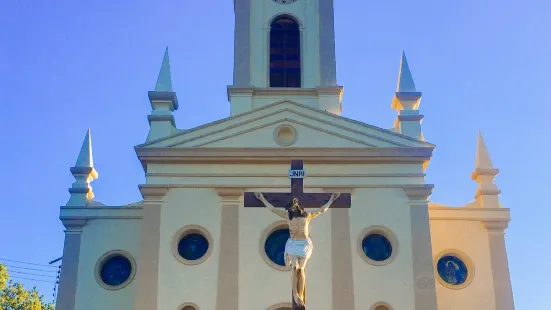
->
[10, 271, 57, 279]
[4, 264, 58, 273]
[10, 276, 57, 283]
[53, 266, 61, 300]
[0, 258, 57, 268]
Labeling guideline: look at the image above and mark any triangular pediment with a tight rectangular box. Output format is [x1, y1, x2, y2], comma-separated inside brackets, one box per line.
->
[137, 101, 434, 149]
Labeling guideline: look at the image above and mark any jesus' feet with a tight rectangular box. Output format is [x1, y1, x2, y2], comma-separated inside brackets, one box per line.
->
[294, 294, 305, 307]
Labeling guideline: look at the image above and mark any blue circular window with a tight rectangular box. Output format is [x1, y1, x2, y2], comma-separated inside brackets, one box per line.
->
[362, 233, 393, 262]
[437, 255, 469, 286]
[178, 233, 209, 261]
[265, 228, 290, 267]
[100, 255, 133, 287]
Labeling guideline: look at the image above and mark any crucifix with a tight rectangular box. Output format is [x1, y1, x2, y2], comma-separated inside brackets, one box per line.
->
[244, 160, 352, 310]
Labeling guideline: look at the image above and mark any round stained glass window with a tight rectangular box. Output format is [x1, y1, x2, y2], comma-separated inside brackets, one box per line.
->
[99, 255, 132, 287]
[265, 228, 290, 267]
[437, 255, 468, 286]
[178, 233, 209, 261]
[362, 233, 392, 262]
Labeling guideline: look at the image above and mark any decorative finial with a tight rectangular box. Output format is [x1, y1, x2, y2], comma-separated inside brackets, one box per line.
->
[67, 129, 98, 206]
[391, 51, 424, 140]
[154, 47, 173, 92]
[396, 50, 417, 93]
[475, 131, 495, 170]
[471, 131, 501, 205]
[75, 128, 94, 168]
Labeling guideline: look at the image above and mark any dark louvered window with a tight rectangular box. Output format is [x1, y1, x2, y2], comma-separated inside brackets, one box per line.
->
[269, 16, 301, 88]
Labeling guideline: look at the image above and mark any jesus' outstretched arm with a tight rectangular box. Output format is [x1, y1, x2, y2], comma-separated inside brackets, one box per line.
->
[309, 192, 341, 219]
[254, 192, 287, 219]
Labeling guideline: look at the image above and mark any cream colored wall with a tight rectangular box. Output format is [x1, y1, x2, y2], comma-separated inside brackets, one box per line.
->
[146, 160, 426, 310]
[157, 188, 222, 310]
[349, 188, 416, 309]
[250, 1, 320, 88]
[430, 219, 496, 310]
[74, 219, 141, 310]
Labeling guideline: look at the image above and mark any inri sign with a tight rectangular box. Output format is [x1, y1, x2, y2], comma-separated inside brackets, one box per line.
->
[288, 169, 306, 179]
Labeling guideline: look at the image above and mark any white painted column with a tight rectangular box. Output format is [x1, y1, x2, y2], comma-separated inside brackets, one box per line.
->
[214, 188, 243, 310]
[56, 219, 87, 310]
[483, 221, 515, 310]
[403, 185, 438, 310]
[134, 185, 169, 310]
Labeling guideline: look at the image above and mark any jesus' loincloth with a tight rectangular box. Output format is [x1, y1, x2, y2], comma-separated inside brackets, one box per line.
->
[284, 237, 313, 262]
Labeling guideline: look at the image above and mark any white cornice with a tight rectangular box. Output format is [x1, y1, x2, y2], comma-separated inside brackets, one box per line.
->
[429, 207, 510, 223]
[402, 184, 434, 201]
[147, 172, 426, 178]
[60, 206, 143, 221]
[136, 183, 428, 190]
[135, 147, 433, 170]
[226, 86, 344, 101]
[138, 184, 169, 201]
[482, 220, 510, 232]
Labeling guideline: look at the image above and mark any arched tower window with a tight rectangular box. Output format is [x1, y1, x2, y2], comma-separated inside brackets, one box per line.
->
[269, 15, 301, 88]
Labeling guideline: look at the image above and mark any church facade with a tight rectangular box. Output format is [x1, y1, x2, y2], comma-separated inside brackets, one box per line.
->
[55, 1, 514, 310]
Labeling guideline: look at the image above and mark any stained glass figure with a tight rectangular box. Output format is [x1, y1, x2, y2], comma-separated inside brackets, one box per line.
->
[437, 255, 468, 285]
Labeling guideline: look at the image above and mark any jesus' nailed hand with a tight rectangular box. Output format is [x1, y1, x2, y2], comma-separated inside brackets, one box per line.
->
[253, 192, 340, 307]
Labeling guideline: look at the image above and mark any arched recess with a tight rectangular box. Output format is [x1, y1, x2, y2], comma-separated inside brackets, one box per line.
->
[269, 15, 301, 88]
[267, 302, 292, 310]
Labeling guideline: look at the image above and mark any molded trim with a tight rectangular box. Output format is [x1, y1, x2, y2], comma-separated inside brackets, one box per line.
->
[148, 91, 179, 110]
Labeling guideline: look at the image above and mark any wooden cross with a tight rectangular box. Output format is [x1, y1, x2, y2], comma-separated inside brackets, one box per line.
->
[244, 160, 351, 310]
[243, 160, 352, 209]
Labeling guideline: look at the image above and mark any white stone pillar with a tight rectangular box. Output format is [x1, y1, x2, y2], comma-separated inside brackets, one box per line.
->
[483, 221, 515, 310]
[214, 188, 242, 310]
[56, 219, 87, 310]
[403, 185, 438, 310]
[134, 185, 169, 310]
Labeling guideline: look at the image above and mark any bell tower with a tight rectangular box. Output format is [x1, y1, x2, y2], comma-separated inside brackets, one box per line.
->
[228, 0, 343, 116]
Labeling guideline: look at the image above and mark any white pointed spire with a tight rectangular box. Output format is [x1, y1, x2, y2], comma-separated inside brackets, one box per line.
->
[146, 47, 179, 142]
[475, 131, 494, 170]
[391, 51, 424, 141]
[471, 131, 501, 206]
[154, 47, 173, 92]
[396, 50, 417, 93]
[67, 129, 98, 206]
[75, 128, 94, 168]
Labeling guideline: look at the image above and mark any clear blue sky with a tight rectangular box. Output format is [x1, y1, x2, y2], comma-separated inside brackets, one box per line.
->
[1, 0, 549, 307]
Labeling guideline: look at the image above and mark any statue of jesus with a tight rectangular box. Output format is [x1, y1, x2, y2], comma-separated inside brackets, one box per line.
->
[254, 192, 341, 308]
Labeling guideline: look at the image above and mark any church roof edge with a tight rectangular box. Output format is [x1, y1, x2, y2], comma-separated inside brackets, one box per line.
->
[135, 100, 435, 148]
